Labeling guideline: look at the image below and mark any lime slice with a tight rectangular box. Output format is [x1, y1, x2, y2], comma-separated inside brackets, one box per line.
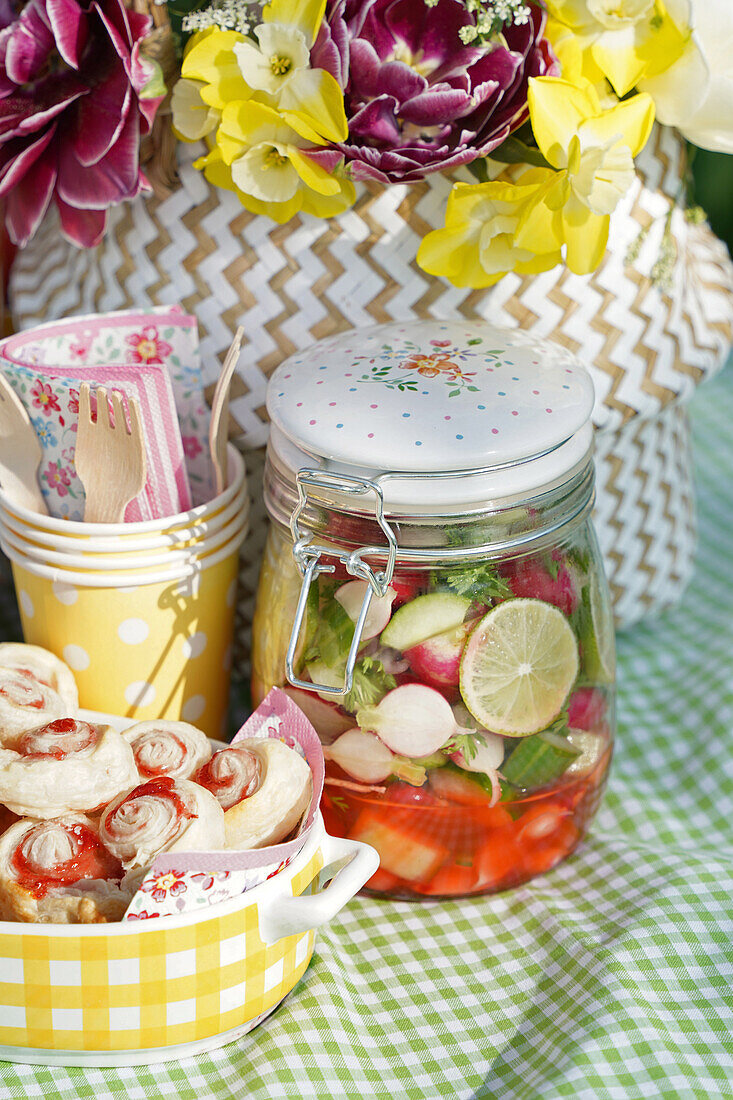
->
[459, 598, 579, 736]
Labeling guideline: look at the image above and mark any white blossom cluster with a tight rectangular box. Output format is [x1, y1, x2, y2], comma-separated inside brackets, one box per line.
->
[182, 0, 262, 36]
[431, 0, 533, 44]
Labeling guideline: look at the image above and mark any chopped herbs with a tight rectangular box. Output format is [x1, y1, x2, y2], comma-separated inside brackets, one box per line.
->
[432, 560, 512, 604]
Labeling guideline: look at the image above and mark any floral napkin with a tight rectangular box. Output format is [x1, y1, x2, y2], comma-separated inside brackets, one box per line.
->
[124, 689, 326, 920]
[0, 307, 213, 520]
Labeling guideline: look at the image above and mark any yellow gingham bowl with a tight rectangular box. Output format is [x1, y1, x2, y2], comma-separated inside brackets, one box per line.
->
[0, 814, 378, 1067]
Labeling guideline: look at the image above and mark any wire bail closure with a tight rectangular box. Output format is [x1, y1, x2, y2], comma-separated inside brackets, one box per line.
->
[285, 469, 398, 697]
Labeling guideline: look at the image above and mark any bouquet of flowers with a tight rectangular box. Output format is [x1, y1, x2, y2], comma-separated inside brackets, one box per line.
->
[1, 0, 731, 286]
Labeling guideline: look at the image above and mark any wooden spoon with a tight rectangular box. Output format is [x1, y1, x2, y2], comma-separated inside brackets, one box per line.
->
[209, 327, 244, 497]
[0, 373, 48, 514]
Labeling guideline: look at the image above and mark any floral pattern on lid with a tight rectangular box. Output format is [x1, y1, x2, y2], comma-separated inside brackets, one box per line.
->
[267, 321, 595, 474]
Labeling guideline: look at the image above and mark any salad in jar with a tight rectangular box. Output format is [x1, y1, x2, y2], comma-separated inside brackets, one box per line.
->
[253, 521, 614, 900]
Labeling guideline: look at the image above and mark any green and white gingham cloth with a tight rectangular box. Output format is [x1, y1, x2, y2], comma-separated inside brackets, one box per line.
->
[1, 367, 732, 1100]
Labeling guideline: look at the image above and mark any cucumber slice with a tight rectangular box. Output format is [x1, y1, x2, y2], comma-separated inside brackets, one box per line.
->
[380, 592, 471, 652]
[350, 812, 448, 882]
[501, 729, 581, 790]
[428, 764, 496, 806]
[577, 576, 615, 684]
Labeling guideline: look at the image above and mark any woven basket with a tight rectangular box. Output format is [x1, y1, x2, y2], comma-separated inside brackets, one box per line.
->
[9, 117, 733, 661]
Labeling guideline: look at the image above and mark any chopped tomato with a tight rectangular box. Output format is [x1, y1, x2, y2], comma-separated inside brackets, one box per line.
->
[475, 830, 521, 889]
[363, 867, 402, 894]
[412, 861, 480, 896]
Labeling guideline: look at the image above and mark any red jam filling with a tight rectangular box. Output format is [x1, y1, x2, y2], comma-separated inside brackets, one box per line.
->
[11, 823, 123, 898]
[135, 733, 188, 777]
[110, 776, 196, 822]
[18, 718, 97, 759]
[194, 748, 259, 810]
[0, 669, 45, 710]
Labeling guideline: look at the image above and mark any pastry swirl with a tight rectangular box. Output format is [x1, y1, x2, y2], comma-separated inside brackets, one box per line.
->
[0, 814, 128, 923]
[99, 776, 225, 872]
[123, 720, 212, 781]
[197, 739, 312, 850]
[0, 667, 73, 749]
[0, 718, 139, 817]
[193, 747, 261, 810]
[0, 643, 78, 713]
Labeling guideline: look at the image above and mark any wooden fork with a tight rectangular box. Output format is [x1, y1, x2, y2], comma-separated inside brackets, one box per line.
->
[0, 373, 47, 514]
[76, 384, 147, 523]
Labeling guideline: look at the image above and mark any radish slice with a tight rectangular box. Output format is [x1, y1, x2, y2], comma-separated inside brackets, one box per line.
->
[281, 686, 353, 745]
[450, 734, 505, 774]
[405, 619, 474, 689]
[325, 728, 395, 783]
[325, 728, 427, 786]
[335, 581, 396, 641]
[356, 684, 458, 758]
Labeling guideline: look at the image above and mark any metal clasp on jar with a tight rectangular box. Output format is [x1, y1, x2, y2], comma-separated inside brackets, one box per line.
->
[285, 469, 398, 697]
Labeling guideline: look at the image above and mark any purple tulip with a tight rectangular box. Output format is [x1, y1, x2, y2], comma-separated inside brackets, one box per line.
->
[330, 0, 555, 183]
[0, 0, 164, 248]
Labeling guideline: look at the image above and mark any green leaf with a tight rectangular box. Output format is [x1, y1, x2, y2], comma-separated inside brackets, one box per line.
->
[140, 58, 167, 100]
[310, 598, 355, 668]
[432, 560, 513, 603]
[345, 656, 396, 712]
[441, 731, 488, 764]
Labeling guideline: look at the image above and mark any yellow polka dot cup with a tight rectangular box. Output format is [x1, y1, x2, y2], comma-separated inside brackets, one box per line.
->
[0, 814, 379, 1067]
[0, 448, 248, 739]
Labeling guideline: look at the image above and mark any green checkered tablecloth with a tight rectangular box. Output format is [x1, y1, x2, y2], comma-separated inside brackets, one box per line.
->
[0, 366, 731, 1099]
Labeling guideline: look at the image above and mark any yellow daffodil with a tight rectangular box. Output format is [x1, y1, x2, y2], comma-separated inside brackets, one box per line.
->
[547, 0, 698, 98]
[233, 22, 347, 143]
[174, 0, 347, 149]
[417, 171, 563, 288]
[527, 76, 655, 273]
[179, 29, 251, 114]
[545, 15, 615, 103]
[263, 0, 327, 45]
[195, 101, 355, 222]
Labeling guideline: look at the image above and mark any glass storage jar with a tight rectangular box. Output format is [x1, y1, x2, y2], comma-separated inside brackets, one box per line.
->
[252, 320, 615, 900]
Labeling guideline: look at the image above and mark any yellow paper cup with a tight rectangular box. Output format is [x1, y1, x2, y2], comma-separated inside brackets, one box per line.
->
[0, 446, 249, 739]
[6, 530, 244, 740]
[0, 447, 246, 540]
[0, 506, 248, 574]
[0, 481, 249, 557]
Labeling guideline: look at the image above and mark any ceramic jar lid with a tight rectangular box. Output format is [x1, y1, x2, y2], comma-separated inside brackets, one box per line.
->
[267, 320, 595, 509]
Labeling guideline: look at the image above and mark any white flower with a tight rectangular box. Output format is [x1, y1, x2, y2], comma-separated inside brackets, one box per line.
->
[641, 0, 733, 153]
[171, 78, 220, 141]
[234, 22, 310, 98]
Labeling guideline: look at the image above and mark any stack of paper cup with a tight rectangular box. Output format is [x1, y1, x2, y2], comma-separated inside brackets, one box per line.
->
[0, 446, 248, 739]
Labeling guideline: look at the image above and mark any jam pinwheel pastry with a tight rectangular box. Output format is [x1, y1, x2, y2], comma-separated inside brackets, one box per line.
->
[0, 663, 77, 750]
[99, 777, 225, 874]
[0, 643, 78, 714]
[0, 718, 139, 818]
[123, 720, 212, 781]
[194, 739, 312, 850]
[0, 814, 128, 924]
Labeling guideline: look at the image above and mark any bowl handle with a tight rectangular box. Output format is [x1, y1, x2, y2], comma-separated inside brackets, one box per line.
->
[258, 833, 379, 945]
